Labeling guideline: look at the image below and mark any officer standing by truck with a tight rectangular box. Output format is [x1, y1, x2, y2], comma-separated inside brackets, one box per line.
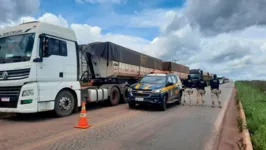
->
[210, 74, 222, 108]
[196, 76, 207, 106]
[182, 75, 193, 106]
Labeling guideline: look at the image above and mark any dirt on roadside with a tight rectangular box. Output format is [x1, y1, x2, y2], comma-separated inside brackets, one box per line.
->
[217, 93, 242, 150]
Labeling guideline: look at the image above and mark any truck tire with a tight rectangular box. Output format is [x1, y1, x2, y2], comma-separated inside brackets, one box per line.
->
[121, 85, 129, 103]
[109, 87, 120, 106]
[160, 95, 167, 111]
[54, 90, 75, 117]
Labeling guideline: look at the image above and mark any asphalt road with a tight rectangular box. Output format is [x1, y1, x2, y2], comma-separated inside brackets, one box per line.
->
[0, 82, 234, 150]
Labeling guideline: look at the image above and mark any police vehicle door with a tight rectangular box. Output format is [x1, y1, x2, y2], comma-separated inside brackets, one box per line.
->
[171, 75, 180, 99]
[166, 76, 174, 100]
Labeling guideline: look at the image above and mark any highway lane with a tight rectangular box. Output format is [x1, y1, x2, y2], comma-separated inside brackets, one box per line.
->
[0, 82, 234, 150]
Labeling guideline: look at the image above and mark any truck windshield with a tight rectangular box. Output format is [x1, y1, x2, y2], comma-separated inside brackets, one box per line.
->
[140, 76, 166, 84]
[190, 74, 200, 79]
[0, 33, 35, 64]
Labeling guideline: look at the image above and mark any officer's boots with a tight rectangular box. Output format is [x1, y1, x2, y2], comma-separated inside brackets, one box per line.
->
[211, 101, 215, 108]
[218, 101, 222, 108]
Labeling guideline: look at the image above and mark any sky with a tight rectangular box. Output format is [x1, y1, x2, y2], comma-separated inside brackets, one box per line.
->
[0, 0, 266, 80]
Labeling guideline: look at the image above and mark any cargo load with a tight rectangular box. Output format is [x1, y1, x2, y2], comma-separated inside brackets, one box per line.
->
[78, 42, 165, 79]
[162, 61, 189, 80]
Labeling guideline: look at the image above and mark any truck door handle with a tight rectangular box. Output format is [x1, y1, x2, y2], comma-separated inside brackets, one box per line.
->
[59, 72, 63, 78]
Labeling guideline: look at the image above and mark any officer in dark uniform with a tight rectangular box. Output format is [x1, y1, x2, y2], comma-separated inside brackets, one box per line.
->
[196, 76, 207, 106]
[210, 74, 222, 108]
[182, 75, 193, 106]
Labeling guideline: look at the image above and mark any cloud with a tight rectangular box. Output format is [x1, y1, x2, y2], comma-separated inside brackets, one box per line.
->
[0, 0, 39, 24]
[38, 13, 69, 28]
[76, 0, 123, 4]
[1, 0, 266, 80]
[0, 13, 150, 55]
[183, 0, 266, 35]
[71, 24, 150, 51]
[146, 22, 266, 80]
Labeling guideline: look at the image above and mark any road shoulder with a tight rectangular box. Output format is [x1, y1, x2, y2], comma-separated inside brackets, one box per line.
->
[217, 88, 242, 150]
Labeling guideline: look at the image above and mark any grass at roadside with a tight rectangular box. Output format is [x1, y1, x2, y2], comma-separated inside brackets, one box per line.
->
[236, 81, 266, 150]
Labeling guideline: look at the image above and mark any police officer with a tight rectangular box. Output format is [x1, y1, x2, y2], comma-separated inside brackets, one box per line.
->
[210, 74, 222, 108]
[182, 75, 193, 106]
[196, 76, 207, 106]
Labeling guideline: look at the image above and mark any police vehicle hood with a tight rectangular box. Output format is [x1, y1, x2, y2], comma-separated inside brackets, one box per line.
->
[131, 82, 166, 90]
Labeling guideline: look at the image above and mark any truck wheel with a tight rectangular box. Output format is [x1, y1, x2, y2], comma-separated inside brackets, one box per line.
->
[160, 95, 167, 111]
[54, 90, 75, 117]
[128, 102, 136, 109]
[121, 85, 129, 103]
[109, 87, 120, 106]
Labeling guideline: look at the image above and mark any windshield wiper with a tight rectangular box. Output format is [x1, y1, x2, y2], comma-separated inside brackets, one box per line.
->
[11, 56, 29, 62]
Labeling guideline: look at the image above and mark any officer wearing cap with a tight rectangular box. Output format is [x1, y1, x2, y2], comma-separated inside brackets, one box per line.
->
[196, 76, 207, 106]
[182, 74, 193, 106]
[210, 74, 222, 108]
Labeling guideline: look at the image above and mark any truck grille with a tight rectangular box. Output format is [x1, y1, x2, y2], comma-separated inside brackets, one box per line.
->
[0, 86, 22, 108]
[0, 68, 30, 81]
[132, 90, 151, 97]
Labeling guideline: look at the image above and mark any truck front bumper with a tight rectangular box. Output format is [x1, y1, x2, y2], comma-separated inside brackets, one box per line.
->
[0, 83, 39, 114]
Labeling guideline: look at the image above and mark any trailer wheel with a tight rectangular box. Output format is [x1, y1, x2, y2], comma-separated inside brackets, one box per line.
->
[109, 87, 120, 106]
[54, 90, 75, 117]
[121, 85, 129, 103]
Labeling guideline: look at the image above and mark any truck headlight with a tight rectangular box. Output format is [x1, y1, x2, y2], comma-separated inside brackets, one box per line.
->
[22, 89, 34, 97]
[152, 89, 161, 93]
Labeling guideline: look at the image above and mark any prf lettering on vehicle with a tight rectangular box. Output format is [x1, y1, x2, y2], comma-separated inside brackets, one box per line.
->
[0, 30, 23, 38]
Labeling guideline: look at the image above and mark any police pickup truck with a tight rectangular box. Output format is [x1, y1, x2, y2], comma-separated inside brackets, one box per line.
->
[127, 72, 183, 111]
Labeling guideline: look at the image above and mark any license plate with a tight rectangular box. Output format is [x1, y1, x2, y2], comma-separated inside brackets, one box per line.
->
[135, 97, 144, 101]
[1, 97, 10, 102]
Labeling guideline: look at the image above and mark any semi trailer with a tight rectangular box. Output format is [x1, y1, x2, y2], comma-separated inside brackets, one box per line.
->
[202, 72, 212, 85]
[0, 21, 189, 117]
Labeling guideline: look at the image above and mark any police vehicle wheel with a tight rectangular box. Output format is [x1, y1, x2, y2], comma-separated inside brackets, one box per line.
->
[128, 102, 136, 109]
[54, 90, 75, 117]
[160, 95, 167, 111]
[176, 91, 182, 105]
[121, 85, 129, 103]
[109, 87, 120, 106]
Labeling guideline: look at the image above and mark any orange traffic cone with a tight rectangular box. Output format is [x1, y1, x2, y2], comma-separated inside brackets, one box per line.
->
[75, 101, 91, 129]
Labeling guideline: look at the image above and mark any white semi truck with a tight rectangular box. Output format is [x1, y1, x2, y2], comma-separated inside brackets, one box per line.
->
[0, 21, 189, 117]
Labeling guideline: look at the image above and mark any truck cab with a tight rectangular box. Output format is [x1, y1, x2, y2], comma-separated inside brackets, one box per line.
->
[189, 69, 203, 88]
[127, 72, 183, 111]
[0, 21, 82, 116]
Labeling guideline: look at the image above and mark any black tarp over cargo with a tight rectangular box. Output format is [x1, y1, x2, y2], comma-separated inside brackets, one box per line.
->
[163, 62, 181, 72]
[78, 42, 162, 69]
[162, 62, 189, 73]
[79, 42, 140, 66]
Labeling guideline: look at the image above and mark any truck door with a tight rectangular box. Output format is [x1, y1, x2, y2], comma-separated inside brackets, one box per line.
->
[36, 36, 66, 102]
